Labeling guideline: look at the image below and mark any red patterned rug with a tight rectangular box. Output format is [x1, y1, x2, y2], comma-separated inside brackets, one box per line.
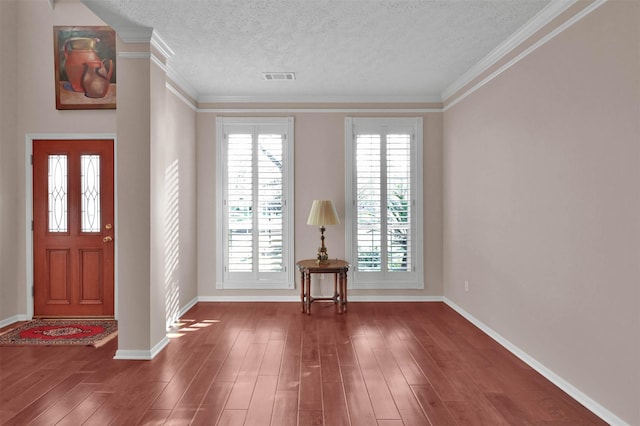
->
[0, 319, 117, 347]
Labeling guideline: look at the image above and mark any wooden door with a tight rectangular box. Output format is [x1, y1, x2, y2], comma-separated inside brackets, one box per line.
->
[33, 139, 114, 317]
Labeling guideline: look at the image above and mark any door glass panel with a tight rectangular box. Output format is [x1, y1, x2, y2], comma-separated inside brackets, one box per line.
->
[48, 155, 68, 233]
[81, 154, 101, 232]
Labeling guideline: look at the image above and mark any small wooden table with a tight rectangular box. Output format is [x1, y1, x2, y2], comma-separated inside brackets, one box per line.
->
[296, 259, 350, 315]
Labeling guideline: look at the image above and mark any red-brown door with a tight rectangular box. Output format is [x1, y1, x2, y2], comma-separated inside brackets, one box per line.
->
[33, 139, 114, 317]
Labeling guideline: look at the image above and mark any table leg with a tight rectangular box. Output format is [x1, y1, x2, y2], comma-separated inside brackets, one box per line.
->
[306, 274, 311, 315]
[300, 271, 306, 313]
[342, 271, 348, 313]
[333, 273, 339, 313]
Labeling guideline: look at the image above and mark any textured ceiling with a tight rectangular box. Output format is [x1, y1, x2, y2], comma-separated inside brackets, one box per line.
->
[82, 0, 552, 102]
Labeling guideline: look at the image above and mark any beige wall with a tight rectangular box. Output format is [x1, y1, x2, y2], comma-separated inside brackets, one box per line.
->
[196, 110, 443, 299]
[0, 0, 19, 321]
[0, 0, 116, 322]
[0, 0, 199, 356]
[443, 1, 639, 424]
[165, 89, 198, 321]
[2, 0, 636, 422]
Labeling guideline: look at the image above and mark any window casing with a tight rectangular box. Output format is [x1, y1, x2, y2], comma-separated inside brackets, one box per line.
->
[345, 117, 424, 289]
[216, 117, 294, 289]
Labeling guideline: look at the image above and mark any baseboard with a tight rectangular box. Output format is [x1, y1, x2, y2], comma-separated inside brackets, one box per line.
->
[0, 314, 30, 330]
[443, 297, 628, 426]
[197, 295, 444, 302]
[113, 336, 170, 361]
[179, 296, 199, 317]
[198, 295, 300, 302]
[349, 295, 443, 302]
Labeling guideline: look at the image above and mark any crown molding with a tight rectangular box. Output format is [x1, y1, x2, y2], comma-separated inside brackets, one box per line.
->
[198, 107, 442, 113]
[166, 82, 198, 112]
[166, 66, 198, 101]
[150, 30, 174, 60]
[444, 0, 608, 111]
[441, 0, 577, 101]
[198, 94, 443, 104]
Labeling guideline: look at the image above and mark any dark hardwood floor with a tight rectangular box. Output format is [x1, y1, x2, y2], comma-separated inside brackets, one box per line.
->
[0, 302, 605, 425]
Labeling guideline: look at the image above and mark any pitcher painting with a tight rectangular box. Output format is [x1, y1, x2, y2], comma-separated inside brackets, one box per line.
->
[54, 26, 116, 110]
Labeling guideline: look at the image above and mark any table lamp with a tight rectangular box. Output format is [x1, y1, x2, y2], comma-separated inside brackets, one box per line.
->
[307, 200, 340, 264]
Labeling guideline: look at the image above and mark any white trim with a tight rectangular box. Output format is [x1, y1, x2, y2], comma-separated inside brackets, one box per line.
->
[443, 0, 608, 110]
[196, 295, 443, 303]
[199, 295, 300, 302]
[178, 296, 199, 318]
[199, 94, 442, 104]
[348, 295, 442, 302]
[166, 67, 199, 102]
[199, 108, 442, 114]
[166, 82, 197, 112]
[150, 53, 167, 73]
[25, 133, 119, 320]
[442, 0, 577, 101]
[150, 30, 174, 60]
[0, 314, 30, 329]
[443, 298, 628, 426]
[113, 336, 169, 360]
[215, 117, 224, 288]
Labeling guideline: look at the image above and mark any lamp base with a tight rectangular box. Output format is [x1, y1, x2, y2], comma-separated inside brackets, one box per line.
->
[316, 247, 329, 264]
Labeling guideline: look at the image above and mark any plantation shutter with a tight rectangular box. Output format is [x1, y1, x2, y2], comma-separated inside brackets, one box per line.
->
[355, 132, 412, 272]
[346, 117, 423, 289]
[217, 117, 294, 289]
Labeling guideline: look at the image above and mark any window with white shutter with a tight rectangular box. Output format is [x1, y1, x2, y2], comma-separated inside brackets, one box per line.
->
[345, 117, 423, 289]
[216, 117, 294, 289]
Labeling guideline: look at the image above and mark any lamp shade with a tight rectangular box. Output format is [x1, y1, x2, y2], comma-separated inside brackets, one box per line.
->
[306, 200, 340, 226]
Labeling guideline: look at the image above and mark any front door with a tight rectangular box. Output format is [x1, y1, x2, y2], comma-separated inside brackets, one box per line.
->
[33, 139, 114, 317]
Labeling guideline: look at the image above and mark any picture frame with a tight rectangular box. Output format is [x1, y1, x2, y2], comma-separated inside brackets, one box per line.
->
[54, 26, 116, 110]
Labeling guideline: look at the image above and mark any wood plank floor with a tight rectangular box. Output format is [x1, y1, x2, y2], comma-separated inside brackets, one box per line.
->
[0, 302, 605, 425]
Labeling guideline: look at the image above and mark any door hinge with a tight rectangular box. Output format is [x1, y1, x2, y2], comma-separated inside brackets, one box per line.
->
[30, 155, 33, 165]
[31, 220, 34, 231]
[32, 286, 35, 297]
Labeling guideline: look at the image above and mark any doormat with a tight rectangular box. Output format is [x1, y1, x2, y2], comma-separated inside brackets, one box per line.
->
[0, 319, 117, 347]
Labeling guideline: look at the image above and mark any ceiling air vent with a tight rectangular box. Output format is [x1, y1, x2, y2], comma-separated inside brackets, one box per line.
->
[263, 72, 295, 81]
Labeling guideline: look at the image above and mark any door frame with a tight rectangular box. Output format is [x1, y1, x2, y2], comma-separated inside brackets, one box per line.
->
[25, 133, 118, 320]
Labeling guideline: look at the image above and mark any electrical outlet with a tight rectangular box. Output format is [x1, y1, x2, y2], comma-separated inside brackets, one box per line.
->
[465, 280, 469, 292]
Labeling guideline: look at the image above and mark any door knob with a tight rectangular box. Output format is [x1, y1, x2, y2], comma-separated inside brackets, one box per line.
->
[105, 224, 113, 230]
[103, 236, 113, 243]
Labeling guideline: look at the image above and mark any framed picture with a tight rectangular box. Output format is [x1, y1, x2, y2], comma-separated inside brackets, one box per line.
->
[54, 26, 116, 110]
